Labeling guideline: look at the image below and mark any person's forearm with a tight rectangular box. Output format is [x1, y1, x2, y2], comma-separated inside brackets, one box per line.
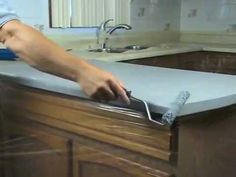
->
[0, 20, 87, 82]
[0, 20, 130, 103]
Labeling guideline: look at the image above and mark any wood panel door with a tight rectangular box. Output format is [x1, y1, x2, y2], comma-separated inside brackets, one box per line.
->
[73, 143, 172, 177]
[177, 106, 236, 177]
[0, 120, 71, 177]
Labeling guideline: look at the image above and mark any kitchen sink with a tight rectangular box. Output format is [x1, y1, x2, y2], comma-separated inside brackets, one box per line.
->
[88, 48, 128, 53]
[88, 45, 150, 53]
[124, 45, 149, 50]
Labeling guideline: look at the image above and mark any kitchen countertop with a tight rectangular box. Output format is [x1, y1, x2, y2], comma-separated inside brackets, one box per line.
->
[69, 44, 200, 62]
[0, 60, 235, 118]
[1, 42, 236, 62]
[201, 43, 236, 53]
[69, 43, 236, 62]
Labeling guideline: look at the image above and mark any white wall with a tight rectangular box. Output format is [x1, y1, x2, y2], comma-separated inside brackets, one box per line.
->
[180, 0, 236, 32]
[7, 0, 96, 35]
[6, 0, 45, 26]
[6, 0, 181, 34]
[6, 0, 236, 35]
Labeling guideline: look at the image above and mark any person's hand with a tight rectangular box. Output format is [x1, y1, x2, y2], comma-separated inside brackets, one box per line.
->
[77, 63, 130, 104]
[1, 20, 129, 105]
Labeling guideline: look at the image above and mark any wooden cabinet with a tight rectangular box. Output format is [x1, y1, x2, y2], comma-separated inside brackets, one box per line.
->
[0, 120, 71, 177]
[122, 51, 236, 75]
[0, 83, 174, 177]
[0, 82, 235, 177]
[177, 106, 236, 177]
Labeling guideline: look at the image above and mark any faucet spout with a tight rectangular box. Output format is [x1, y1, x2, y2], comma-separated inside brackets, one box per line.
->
[107, 24, 132, 34]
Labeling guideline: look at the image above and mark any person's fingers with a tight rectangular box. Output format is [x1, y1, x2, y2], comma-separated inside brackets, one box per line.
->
[109, 80, 130, 105]
[91, 85, 116, 102]
[101, 86, 116, 101]
[118, 80, 125, 88]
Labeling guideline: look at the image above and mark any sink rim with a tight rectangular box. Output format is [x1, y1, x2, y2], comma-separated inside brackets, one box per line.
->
[88, 48, 128, 53]
[88, 45, 150, 53]
[124, 45, 149, 50]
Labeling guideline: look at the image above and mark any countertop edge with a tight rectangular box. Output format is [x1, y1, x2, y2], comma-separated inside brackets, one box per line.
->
[1, 71, 236, 118]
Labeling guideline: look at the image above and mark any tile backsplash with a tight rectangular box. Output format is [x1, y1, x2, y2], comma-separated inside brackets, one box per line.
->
[181, 0, 236, 32]
[180, 0, 236, 44]
[130, 0, 181, 32]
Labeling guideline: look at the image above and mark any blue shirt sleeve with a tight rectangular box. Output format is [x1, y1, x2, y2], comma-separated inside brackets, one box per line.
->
[0, 0, 19, 28]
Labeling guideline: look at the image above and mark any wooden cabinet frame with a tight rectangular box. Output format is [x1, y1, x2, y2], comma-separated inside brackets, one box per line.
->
[0, 81, 235, 177]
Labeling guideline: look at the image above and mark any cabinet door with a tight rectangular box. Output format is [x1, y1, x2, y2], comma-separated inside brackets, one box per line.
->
[73, 143, 171, 177]
[0, 121, 71, 177]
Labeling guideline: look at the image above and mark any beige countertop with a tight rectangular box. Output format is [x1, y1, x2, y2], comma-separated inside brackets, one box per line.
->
[201, 43, 236, 53]
[68, 43, 236, 62]
[69, 45, 200, 62]
[1, 42, 236, 62]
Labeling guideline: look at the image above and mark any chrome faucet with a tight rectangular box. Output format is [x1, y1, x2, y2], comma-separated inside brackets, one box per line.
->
[107, 24, 132, 35]
[96, 19, 113, 46]
[96, 19, 132, 50]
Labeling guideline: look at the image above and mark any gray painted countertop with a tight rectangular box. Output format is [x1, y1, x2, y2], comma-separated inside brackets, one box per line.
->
[0, 60, 236, 117]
